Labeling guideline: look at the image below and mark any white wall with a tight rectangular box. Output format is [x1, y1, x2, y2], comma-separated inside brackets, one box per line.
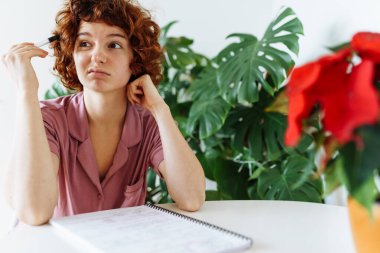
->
[272, 0, 380, 63]
[0, 0, 379, 236]
[0, 0, 64, 237]
[140, 0, 276, 57]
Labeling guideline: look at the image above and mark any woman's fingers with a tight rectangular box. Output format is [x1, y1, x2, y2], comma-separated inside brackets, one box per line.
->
[127, 84, 143, 105]
[134, 88, 143, 95]
[12, 45, 48, 58]
[127, 74, 164, 113]
[2, 45, 48, 69]
[129, 93, 142, 105]
[1, 42, 49, 92]
[10, 42, 34, 50]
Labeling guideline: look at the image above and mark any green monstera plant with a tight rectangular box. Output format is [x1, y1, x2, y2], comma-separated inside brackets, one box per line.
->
[45, 7, 324, 204]
[149, 7, 323, 203]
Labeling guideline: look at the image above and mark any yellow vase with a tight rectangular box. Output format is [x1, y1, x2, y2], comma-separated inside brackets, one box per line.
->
[347, 198, 380, 253]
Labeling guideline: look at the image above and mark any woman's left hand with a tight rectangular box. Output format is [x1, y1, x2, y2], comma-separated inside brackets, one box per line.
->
[126, 74, 166, 114]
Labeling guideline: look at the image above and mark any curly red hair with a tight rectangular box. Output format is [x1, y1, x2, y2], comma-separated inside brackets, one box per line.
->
[51, 0, 162, 91]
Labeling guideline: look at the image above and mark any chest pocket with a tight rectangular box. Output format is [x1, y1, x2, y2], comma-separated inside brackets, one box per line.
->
[121, 176, 145, 208]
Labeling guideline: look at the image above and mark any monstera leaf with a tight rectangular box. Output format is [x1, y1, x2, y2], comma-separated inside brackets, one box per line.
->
[217, 7, 303, 103]
[186, 7, 302, 139]
[159, 20, 177, 46]
[186, 65, 223, 100]
[160, 21, 208, 70]
[44, 80, 75, 99]
[223, 87, 294, 160]
[210, 156, 250, 200]
[186, 97, 231, 139]
[257, 155, 322, 202]
[189, 7, 302, 105]
[230, 109, 287, 161]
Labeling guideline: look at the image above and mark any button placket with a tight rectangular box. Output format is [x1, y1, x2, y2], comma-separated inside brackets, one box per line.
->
[97, 192, 104, 210]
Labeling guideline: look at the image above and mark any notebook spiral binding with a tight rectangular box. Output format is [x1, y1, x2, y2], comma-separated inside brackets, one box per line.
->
[145, 203, 253, 246]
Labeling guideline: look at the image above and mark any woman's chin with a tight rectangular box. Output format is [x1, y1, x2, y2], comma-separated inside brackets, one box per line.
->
[83, 83, 126, 94]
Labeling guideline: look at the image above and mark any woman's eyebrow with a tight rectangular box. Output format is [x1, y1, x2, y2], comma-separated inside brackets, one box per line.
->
[77, 32, 126, 39]
[107, 33, 127, 39]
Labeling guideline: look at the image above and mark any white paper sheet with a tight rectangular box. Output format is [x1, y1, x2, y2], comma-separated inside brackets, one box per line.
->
[50, 205, 252, 253]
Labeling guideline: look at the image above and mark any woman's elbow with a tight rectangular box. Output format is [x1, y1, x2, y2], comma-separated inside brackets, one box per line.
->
[15, 206, 53, 226]
[179, 192, 205, 212]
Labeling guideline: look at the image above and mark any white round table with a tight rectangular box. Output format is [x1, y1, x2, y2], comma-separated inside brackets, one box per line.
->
[0, 200, 356, 253]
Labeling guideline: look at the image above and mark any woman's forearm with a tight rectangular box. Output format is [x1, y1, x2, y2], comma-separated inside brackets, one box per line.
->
[126, 75, 205, 210]
[152, 103, 206, 211]
[5, 91, 58, 225]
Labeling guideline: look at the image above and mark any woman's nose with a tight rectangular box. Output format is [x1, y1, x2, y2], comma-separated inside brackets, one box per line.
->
[91, 46, 107, 64]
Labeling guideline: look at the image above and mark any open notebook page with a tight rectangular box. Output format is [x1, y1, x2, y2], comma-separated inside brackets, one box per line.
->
[50, 204, 252, 253]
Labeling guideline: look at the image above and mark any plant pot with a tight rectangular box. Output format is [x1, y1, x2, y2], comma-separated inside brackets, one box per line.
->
[347, 198, 380, 253]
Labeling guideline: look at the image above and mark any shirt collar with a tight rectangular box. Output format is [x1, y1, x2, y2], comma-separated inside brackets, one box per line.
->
[67, 92, 142, 147]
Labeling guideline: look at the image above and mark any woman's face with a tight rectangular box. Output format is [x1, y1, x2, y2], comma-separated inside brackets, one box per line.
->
[73, 21, 133, 93]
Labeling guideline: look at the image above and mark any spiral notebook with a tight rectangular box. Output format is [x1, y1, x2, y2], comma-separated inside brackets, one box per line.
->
[50, 204, 253, 253]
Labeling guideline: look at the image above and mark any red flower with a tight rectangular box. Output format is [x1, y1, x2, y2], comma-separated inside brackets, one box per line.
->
[351, 32, 380, 62]
[285, 32, 380, 147]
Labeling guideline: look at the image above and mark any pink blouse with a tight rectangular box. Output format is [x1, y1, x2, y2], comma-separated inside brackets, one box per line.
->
[40, 92, 164, 218]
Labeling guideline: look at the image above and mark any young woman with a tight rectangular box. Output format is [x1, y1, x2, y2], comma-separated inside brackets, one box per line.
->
[1, 0, 205, 226]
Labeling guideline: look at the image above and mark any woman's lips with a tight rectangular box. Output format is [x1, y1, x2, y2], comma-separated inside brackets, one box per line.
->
[88, 70, 110, 77]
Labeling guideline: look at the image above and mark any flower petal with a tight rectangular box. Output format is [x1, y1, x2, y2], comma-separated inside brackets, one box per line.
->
[286, 62, 320, 96]
[351, 32, 380, 63]
[319, 47, 351, 65]
[285, 63, 320, 146]
[322, 59, 379, 143]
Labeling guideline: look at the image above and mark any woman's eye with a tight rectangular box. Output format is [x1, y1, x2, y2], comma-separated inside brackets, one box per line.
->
[79, 41, 90, 47]
[109, 43, 122, 49]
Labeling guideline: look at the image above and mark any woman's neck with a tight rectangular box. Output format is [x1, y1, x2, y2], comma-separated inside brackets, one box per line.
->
[83, 89, 127, 129]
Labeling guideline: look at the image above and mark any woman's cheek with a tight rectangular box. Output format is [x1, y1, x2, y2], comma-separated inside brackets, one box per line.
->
[73, 53, 88, 82]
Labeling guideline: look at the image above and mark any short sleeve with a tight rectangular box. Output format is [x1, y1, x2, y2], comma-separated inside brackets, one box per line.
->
[40, 106, 60, 159]
[147, 118, 164, 178]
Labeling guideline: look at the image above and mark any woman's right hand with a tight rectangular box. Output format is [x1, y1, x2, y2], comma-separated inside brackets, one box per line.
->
[1, 42, 48, 94]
